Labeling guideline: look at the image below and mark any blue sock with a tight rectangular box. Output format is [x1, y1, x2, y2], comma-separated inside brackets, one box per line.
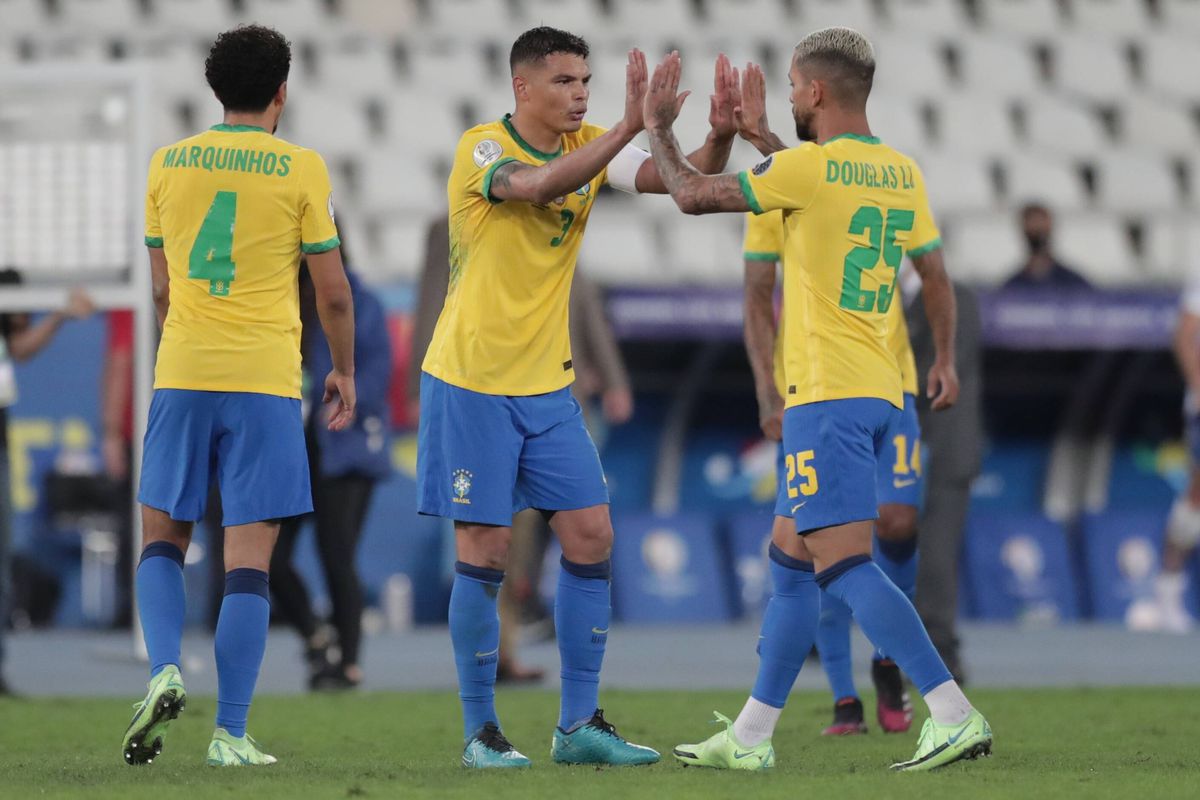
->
[556, 557, 611, 730]
[136, 542, 186, 678]
[450, 561, 503, 739]
[873, 536, 918, 662]
[214, 568, 270, 739]
[817, 557, 952, 696]
[750, 545, 818, 708]
[816, 588, 858, 701]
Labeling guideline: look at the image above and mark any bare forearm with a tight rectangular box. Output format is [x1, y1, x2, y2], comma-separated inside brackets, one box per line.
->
[102, 352, 132, 437]
[8, 312, 65, 361]
[494, 124, 636, 204]
[919, 265, 957, 366]
[317, 295, 356, 376]
[743, 282, 779, 403]
[1174, 317, 1200, 390]
[744, 127, 788, 158]
[636, 132, 737, 193]
[647, 127, 749, 215]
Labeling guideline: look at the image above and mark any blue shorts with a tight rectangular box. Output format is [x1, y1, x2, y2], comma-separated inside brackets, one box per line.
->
[417, 372, 609, 526]
[138, 389, 311, 526]
[774, 394, 921, 517]
[774, 397, 903, 534]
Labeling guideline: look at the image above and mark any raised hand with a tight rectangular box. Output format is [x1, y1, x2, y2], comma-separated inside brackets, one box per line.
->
[734, 62, 770, 144]
[621, 48, 648, 133]
[644, 51, 690, 131]
[708, 53, 739, 140]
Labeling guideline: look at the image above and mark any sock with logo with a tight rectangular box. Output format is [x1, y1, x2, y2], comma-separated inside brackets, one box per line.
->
[872, 534, 918, 660]
[556, 557, 611, 731]
[450, 561, 503, 739]
[734, 544, 818, 746]
[817, 556, 958, 721]
[137, 542, 187, 678]
[214, 568, 271, 738]
[816, 589, 858, 702]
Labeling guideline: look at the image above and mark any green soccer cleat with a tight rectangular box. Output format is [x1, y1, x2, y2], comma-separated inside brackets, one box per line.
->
[206, 728, 278, 766]
[552, 708, 660, 766]
[462, 723, 532, 768]
[122, 665, 187, 765]
[672, 711, 774, 771]
[890, 708, 993, 772]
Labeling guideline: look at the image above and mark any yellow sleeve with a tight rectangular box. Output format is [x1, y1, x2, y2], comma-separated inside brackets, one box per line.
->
[144, 148, 164, 248]
[456, 129, 520, 205]
[737, 144, 824, 215]
[583, 123, 611, 187]
[298, 149, 341, 254]
[743, 210, 784, 261]
[907, 161, 942, 257]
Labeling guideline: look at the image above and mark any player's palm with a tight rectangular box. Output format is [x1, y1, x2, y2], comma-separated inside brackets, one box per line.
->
[734, 63, 770, 143]
[324, 370, 357, 431]
[708, 54, 739, 140]
[622, 48, 648, 132]
[644, 52, 690, 130]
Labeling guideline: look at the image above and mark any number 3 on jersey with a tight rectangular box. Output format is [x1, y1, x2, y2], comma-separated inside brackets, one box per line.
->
[840, 206, 914, 314]
[189, 191, 237, 296]
[785, 450, 819, 499]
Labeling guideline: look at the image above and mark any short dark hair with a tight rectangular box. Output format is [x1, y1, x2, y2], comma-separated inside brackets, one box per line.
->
[205, 25, 292, 113]
[509, 26, 589, 72]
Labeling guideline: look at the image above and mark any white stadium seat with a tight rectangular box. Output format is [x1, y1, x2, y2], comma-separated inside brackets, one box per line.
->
[315, 37, 400, 101]
[977, 0, 1065, 38]
[339, 0, 421, 36]
[607, 0, 703, 40]
[1052, 35, 1134, 104]
[1118, 96, 1198, 157]
[355, 148, 444, 212]
[1093, 151, 1180, 214]
[425, 0, 528, 42]
[374, 217, 429, 281]
[1056, 215, 1139, 285]
[382, 91, 465, 159]
[943, 215, 1026, 284]
[1069, 0, 1153, 36]
[579, 208, 663, 285]
[142, 0, 234, 35]
[703, 0, 795, 32]
[1002, 153, 1089, 210]
[664, 214, 743, 285]
[918, 153, 997, 213]
[0, 0, 50, 38]
[802, 0, 882, 33]
[936, 94, 1018, 157]
[240, 0, 337, 38]
[955, 35, 1044, 100]
[867, 96, 929, 156]
[1141, 34, 1200, 103]
[871, 36, 953, 101]
[56, 0, 141, 36]
[1159, 0, 1200, 35]
[278, 93, 375, 158]
[1022, 97, 1110, 157]
[1141, 215, 1194, 282]
[884, 0, 973, 37]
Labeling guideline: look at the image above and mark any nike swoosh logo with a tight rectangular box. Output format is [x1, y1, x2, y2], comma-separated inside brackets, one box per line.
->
[733, 750, 756, 759]
[893, 478, 917, 488]
[591, 627, 609, 635]
[947, 724, 971, 745]
[791, 502, 806, 513]
[474, 648, 499, 658]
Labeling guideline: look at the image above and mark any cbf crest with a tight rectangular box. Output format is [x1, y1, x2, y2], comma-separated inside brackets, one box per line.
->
[452, 469, 473, 504]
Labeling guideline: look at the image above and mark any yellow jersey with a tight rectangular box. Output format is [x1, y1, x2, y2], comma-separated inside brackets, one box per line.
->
[738, 134, 941, 409]
[144, 124, 340, 399]
[742, 208, 920, 399]
[422, 115, 609, 396]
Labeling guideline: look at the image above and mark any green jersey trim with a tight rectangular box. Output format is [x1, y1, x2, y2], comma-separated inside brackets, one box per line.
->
[482, 157, 520, 204]
[210, 124, 268, 133]
[738, 172, 765, 215]
[501, 114, 562, 161]
[743, 251, 779, 261]
[301, 236, 341, 255]
[907, 237, 942, 258]
[145, 236, 164, 248]
[824, 133, 882, 145]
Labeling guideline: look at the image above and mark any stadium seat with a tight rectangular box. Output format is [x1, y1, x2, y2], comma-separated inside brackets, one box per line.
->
[339, 0, 421, 36]
[955, 34, 1045, 100]
[977, 0, 1065, 38]
[918, 153, 997, 213]
[1159, 0, 1200, 35]
[314, 37, 400, 101]
[141, 0, 234, 35]
[866, 96, 929, 156]
[354, 148, 444, 213]
[381, 90, 466, 159]
[56, 0, 141, 36]
[0, 0, 50, 38]
[702, 0, 795, 32]
[1068, 0, 1153, 36]
[943, 215, 1025, 284]
[240, 0, 337, 38]
[279, 93, 375, 158]
[579, 207, 663, 285]
[1118, 95, 1199, 157]
[802, 0, 881, 32]
[871, 35, 953, 101]
[663, 214, 743, 285]
[1140, 33, 1200, 102]
[1051, 34, 1135, 104]
[1022, 97, 1110, 156]
[1055, 214, 1139, 285]
[606, 0, 703, 40]
[374, 216, 428, 281]
[402, 41, 502, 110]
[424, 0, 527, 42]
[1093, 150, 1180, 214]
[883, 0, 973, 37]
[935, 93, 1018, 156]
[1141, 215, 1190, 280]
[1001, 153, 1089, 210]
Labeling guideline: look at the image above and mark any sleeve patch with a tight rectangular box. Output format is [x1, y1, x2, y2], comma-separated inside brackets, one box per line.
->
[752, 155, 774, 176]
[473, 139, 504, 168]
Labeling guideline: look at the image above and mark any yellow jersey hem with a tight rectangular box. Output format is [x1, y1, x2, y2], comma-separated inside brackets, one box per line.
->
[421, 366, 573, 398]
[301, 235, 340, 254]
[153, 380, 301, 400]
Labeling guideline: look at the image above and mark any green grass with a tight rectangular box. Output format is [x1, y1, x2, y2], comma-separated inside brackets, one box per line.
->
[1, 687, 1197, 799]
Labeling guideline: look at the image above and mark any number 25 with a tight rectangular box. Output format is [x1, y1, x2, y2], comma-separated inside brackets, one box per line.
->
[785, 450, 819, 499]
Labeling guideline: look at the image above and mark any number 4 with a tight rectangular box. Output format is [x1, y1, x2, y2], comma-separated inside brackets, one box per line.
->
[189, 191, 238, 296]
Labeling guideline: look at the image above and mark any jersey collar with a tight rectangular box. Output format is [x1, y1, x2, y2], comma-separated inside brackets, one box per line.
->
[823, 133, 882, 145]
[501, 114, 562, 161]
[210, 123, 267, 133]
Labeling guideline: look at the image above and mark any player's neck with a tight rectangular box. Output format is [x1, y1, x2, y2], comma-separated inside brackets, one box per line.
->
[815, 112, 872, 145]
[508, 109, 562, 155]
[221, 110, 277, 134]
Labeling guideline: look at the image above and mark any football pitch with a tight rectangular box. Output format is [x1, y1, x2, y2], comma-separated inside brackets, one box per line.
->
[1, 687, 1196, 799]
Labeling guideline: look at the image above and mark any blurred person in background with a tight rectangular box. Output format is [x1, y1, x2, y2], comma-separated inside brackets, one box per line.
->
[411, 216, 634, 684]
[0, 270, 95, 695]
[270, 240, 393, 691]
[101, 309, 136, 628]
[903, 268, 984, 679]
[1149, 279, 1200, 633]
[1002, 203, 1090, 290]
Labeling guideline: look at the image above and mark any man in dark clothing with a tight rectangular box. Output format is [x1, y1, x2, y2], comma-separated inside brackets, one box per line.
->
[1003, 203, 1091, 290]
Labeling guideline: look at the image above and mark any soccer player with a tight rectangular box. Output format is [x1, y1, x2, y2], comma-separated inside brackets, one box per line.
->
[122, 25, 356, 767]
[742, 208, 921, 737]
[418, 26, 739, 768]
[643, 29, 993, 772]
[1150, 280, 1200, 632]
